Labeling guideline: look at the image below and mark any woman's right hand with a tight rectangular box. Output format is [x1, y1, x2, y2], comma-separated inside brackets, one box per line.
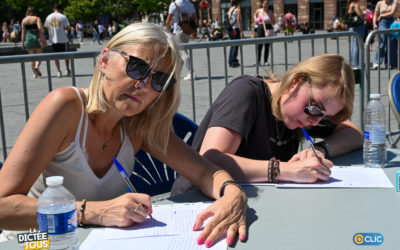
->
[278, 156, 333, 183]
[86, 193, 152, 227]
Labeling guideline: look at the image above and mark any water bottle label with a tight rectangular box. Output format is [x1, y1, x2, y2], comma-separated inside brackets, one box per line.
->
[368, 125, 386, 144]
[364, 131, 370, 140]
[37, 209, 77, 235]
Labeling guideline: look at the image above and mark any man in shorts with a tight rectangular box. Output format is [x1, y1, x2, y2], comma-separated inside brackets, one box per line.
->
[45, 3, 71, 78]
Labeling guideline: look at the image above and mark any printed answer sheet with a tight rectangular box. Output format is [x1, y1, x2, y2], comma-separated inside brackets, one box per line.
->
[80, 202, 227, 250]
[104, 202, 210, 239]
[276, 166, 394, 188]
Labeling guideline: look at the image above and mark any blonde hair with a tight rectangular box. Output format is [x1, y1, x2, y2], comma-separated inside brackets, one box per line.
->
[86, 23, 182, 153]
[270, 54, 354, 124]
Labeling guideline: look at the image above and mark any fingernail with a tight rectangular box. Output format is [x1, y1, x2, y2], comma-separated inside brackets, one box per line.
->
[192, 223, 196, 231]
[205, 240, 212, 248]
[227, 237, 233, 244]
[197, 237, 204, 245]
[240, 234, 246, 241]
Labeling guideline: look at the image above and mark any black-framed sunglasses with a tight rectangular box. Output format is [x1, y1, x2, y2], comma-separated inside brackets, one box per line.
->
[303, 82, 325, 118]
[111, 48, 176, 92]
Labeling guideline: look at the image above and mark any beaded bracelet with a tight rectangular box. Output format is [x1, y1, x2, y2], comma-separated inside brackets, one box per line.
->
[78, 199, 87, 227]
[267, 158, 281, 183]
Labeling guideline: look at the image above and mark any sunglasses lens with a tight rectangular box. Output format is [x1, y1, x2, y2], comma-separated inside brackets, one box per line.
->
[126, 58, 149, 80]
[151, 72, 176, 92]
[304, 106, 324, 117]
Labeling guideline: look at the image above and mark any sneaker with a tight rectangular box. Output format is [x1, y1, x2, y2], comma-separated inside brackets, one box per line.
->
[184, 73, 197, 81]
[65, 69, 71, 76]
[57, 71, 62, 78]
[371, 63, 379, 70]
[33, 74, 38, 79]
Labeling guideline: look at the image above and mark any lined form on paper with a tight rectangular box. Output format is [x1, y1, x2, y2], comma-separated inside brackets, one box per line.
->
[104, 202, 211, 240]
[276, 166, 394, 188]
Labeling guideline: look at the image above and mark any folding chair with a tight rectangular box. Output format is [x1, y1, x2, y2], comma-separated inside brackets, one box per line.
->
[129, 113, 198, 196]
[387, 72, 400, 147]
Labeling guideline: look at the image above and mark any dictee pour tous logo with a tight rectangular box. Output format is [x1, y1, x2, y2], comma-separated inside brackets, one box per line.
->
[17, 229, 49, 250]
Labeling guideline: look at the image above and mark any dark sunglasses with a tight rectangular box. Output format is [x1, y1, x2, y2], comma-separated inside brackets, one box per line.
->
[303, 82, 325, 118]
[111, 48, 176, 92]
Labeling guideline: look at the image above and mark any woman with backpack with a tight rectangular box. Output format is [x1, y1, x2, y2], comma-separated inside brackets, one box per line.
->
[227, 0, 243, 68]
[253, 0, 275, 66]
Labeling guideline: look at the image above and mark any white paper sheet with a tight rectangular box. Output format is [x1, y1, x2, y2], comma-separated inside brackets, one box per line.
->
[80, 202, 227, 250]
[103, 202, 211, 239]
[80, 229, 227, 250]
[276, 166, 394, 188]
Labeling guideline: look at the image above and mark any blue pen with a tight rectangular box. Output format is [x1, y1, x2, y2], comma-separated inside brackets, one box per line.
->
[302, 128, 319, 158]
[113, 157, 153, 218]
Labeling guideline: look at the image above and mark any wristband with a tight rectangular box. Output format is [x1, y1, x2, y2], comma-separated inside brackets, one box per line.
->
[315, 141, 331, 158]
[219, 180, 244, 198]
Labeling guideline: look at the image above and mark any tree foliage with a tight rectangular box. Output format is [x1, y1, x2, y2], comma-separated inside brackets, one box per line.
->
[0, 0, 171, 24]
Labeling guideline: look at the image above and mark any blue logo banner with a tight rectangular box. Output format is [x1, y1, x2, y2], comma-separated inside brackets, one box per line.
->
[353, 233, 384, 245]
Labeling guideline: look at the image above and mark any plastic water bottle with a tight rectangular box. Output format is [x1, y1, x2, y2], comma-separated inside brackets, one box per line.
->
[37, 176, 78, 249]
[363, 93, 387, 167]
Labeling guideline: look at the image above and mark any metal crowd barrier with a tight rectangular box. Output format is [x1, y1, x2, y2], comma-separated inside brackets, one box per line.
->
[0, 51, 99, 160]
[182, 31, 365, 124]
[365, 28, 400, 147]
[2, 29, 400, 161]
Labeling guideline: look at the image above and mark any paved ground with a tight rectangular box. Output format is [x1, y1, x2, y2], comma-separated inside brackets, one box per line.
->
[0, 30, 399, 161]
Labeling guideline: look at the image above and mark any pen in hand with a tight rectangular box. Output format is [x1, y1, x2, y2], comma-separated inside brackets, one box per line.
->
[113, 157, 153, 219]
[302, 128, 319, 158]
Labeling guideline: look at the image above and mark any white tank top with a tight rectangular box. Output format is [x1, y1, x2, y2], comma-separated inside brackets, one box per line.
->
[1, 87, 136, 241]
[29, 87, 136, 201]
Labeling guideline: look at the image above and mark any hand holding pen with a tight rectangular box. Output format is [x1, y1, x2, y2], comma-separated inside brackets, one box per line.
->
[300, 128, 332, 179]
[113, 157, 153, 219]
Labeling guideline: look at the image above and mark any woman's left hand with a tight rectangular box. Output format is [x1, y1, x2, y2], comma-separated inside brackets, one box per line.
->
[192, 186, 247, 247]
[289, 147, 325, 162]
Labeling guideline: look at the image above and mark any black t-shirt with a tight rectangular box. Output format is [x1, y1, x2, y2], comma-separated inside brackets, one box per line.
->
[171, 75, 337, 195]
[192, 75, 301, 161]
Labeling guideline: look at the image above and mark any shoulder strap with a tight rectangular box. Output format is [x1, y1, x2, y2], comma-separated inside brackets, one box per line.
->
[174, 2, 183, 21]
[70, 87, 88, 148]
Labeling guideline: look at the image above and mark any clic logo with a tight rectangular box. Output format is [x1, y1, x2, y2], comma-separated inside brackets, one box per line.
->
[353, 233, 384, 246]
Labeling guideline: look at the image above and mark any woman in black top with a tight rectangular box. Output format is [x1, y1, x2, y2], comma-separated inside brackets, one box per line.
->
[21, 6, 45, 78]
[172, 54, 363, 193]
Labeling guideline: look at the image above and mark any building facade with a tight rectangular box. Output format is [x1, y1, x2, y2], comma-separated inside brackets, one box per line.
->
[193, 0, 379, 31]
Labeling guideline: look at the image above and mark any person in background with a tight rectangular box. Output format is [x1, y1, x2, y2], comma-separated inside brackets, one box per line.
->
[0, 23, 247, 248]
[165, 0, 199, 81]
[92, 20, 102, 45]
[75, 19, 84, 44]
[346, 0, 365, 68]
[44, 3, 71, 78]
[363, 2, 375, 51]
[227, 0, 244, 68]
[284, 10, 295, 36]
[389, 17, 400, 69]
[172, 54, 363, 194]
[1, 22, 10, 43]
[21, 7, 45, 78]
[198, 19, 213, 42]
[372, 0, 398, 69]
[253, 0, 275, 66]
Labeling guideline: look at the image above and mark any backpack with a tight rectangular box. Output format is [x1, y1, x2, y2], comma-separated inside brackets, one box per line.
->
[223, 7, 236, 32]
[174, 2, 197, 35]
